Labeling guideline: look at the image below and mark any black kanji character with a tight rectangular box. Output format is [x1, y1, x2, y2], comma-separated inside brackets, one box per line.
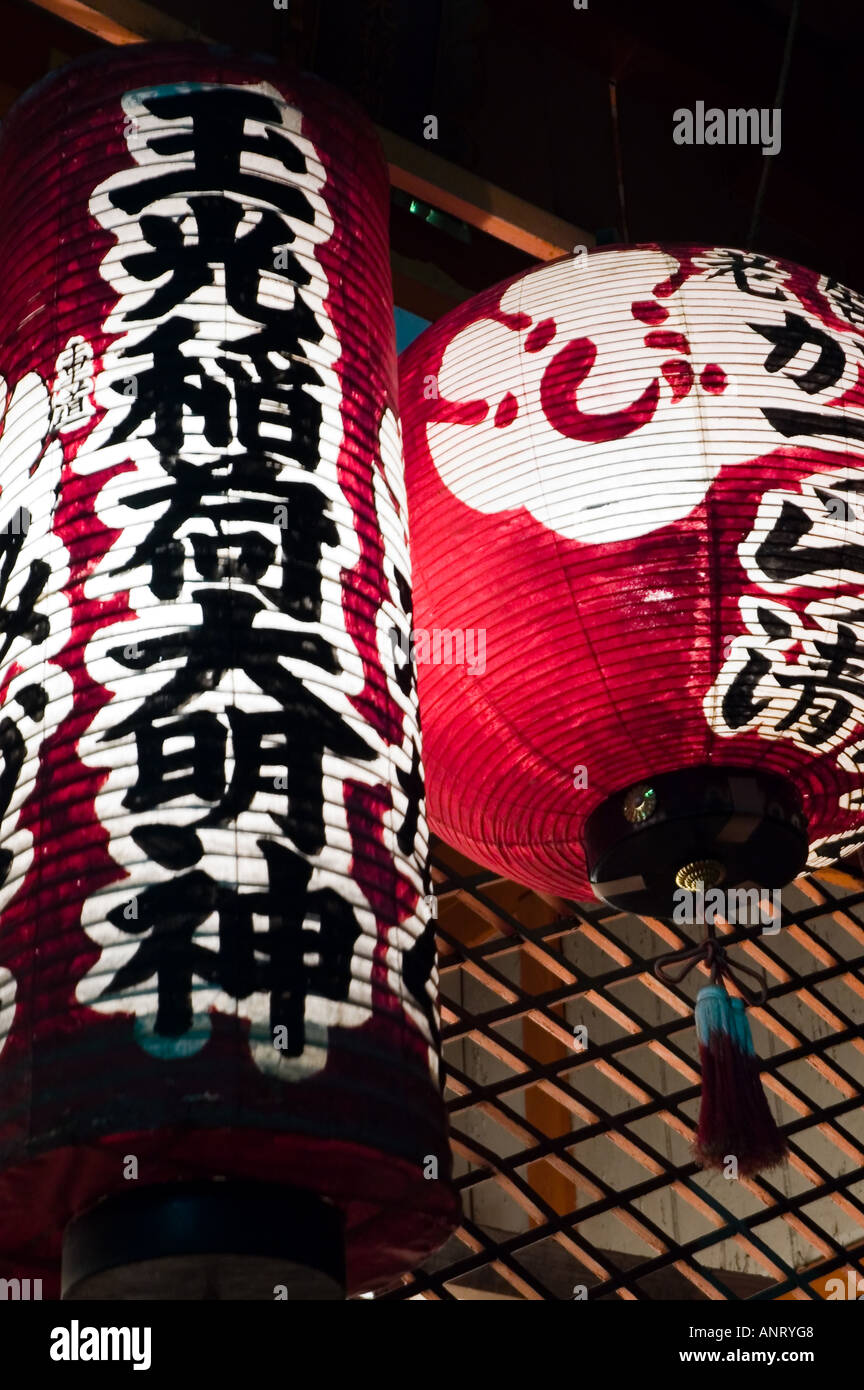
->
[120, 457, 338, 613]
[110, 88, 314, 224]
[823, 278, 864, 329]
[773, 618, 864, 745]
[704, 251, 786, 300]
[106, 842, 364, 1055]
[102, 869, 220, 1039]
[754, 497, 864, 585]
[720, 607, 792, 731]
[107, 317, 231, 456]
[750, 312, 845, 394]
[395, 735, 422, 858]
[121, 201, 312, 325]
[217, 323, 324, 471]
[261, 839, 362, 1054]
[103, 589, 343, 730]
[762, 406, 864, 447]
[124, 711, 228, 814]
[0, 526, 49, 663]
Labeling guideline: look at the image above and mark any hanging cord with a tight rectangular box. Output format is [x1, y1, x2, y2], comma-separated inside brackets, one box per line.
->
[608, 78, 630, 243]
[653, 916, 768, 1005]
[746, 0, 802, 245]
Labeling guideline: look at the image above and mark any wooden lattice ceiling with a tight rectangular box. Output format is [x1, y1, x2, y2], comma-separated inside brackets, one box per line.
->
[380, 843, 864, 1300]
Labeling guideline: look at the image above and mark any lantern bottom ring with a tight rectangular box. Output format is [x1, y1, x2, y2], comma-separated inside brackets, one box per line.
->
[61, 1179, 346, 1300]
[582, 764, 809, 918]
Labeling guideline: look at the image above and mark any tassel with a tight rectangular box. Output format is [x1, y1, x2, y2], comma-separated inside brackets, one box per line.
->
[694, 983, 787, 1176]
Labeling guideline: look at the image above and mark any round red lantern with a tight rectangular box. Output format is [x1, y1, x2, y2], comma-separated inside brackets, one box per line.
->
[0, 42, 456, 1298]
[399, 244, 864, 915]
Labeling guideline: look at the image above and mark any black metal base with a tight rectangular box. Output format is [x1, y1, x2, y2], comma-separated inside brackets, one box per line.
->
[582, 765, 809, 918]
[61, 1181, 346, 1301]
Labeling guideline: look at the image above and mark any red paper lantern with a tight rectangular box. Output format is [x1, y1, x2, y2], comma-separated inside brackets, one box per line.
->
[399, 244, 864, 914]
[0, 42, 456, 1298]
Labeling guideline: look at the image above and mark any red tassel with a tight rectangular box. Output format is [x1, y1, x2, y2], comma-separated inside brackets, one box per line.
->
[694, 984, 787, 1176]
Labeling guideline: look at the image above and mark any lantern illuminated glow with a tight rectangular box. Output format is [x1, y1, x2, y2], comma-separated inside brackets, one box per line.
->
[0, 43, 456, 1299]
[399, 245, 864, 916]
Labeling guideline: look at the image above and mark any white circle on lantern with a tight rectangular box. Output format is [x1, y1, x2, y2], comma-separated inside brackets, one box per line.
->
[424, 249, 864, 543]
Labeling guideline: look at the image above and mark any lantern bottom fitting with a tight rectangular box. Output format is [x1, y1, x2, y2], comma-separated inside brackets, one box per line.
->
[582, 765, 809, 918]
[61, 1180, 345, 1300]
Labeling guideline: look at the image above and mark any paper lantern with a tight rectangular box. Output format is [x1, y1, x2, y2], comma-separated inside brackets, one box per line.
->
[0, 42, 456, 1298]
[399, 244, 864, 915]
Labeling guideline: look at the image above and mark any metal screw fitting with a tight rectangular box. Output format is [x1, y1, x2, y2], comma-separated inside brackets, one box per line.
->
[675, 859, 726, 891]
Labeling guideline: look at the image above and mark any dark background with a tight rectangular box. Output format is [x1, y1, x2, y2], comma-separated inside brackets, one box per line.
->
[1, 0, 862, 295]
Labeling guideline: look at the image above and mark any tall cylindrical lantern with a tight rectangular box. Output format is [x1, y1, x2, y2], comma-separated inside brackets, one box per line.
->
[399, 245, 864, 915]
[0, 42, 456, 1298]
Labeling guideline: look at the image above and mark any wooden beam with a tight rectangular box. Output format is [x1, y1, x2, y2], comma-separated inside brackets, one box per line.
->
[27, 0, 203, 45]
[24, 0, 592, 262]
[379, 127, 593, 263]
[28, 0, 138, 44]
